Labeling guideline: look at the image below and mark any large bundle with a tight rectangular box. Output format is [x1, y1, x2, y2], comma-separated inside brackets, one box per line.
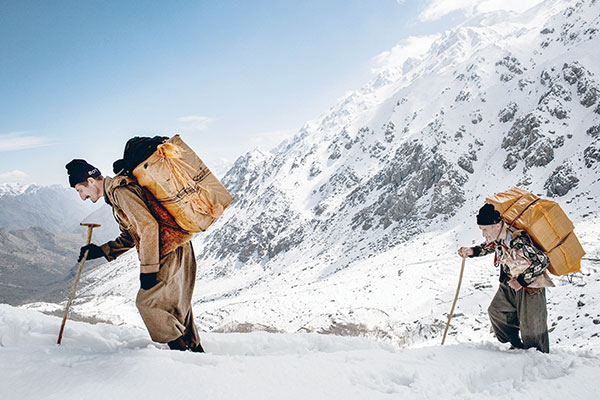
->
[486, 187, 584, 275]
[132, 135, 233, 232]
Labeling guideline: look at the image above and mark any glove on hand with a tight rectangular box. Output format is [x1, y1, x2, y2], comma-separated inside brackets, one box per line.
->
[78, 244, 104, 262]
[140, 272, 159, 290]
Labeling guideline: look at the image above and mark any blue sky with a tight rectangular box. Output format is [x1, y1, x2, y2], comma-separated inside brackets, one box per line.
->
[0, 0, 544, 186]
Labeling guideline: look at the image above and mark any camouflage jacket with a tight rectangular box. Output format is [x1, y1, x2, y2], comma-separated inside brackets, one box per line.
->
[471, 228, 551, 288]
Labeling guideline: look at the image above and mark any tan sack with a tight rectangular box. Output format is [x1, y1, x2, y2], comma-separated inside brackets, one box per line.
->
[486, 187, 584, 275]
[546, 232, 585, 276]
[133, 135, 233, 232]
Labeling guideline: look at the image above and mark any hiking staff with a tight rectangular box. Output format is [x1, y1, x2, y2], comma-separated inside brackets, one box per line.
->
[66, 151, 208, 352]
[441, 256, 466, 345]
[57, 222, 101, 345]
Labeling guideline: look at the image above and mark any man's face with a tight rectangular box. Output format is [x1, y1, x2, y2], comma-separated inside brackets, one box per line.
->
[74, 179, 101, 203]
[478, 222, 503, 243]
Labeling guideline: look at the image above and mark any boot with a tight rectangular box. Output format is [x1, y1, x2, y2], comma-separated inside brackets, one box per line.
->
[167, 336, 188, 351]
[189, 342, 205, 353]
[182, 328, 204, 353]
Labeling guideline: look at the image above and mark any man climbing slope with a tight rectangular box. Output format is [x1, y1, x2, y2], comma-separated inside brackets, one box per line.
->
[458, 203, 553, 353]
[65, 157, 204, 352]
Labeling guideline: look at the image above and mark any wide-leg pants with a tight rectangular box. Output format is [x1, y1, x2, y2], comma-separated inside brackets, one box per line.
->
[135, 241, 201, 348]
[487, 282, 549, 353]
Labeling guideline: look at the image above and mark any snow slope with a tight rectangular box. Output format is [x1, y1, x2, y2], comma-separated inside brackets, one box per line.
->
[1, 304, 598, 400]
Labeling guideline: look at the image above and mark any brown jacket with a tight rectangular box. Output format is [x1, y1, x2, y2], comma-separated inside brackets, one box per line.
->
[100, 176, 193, 273]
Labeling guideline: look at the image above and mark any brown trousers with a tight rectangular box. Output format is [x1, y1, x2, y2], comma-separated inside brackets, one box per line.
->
[488, 282, 549, 353]
[135, 241, 201, 347]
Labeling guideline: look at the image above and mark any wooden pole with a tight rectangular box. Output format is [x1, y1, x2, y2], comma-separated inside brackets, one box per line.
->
[441, 256, 466, 345]
[57, 223, 100, 345]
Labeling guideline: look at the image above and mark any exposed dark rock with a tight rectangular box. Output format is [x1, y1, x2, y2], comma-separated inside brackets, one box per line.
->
[383, 122, 396, 143]
[584, 142, 600, 168]
[455, 90, 471, 102]
[458, 156, 474, 174]
[502, 113, 555, 170]
[587, 125, 600, 138]
[498, 102, 518, 123]
[562, 62, 584, 84]
[544, 163, 580, 197]
[370, 141, 387, 158]
[309, 163, 322, 178]
[518, 78, 535, 91]
[328, 145, 342, 160]
[349, 141, 466, 232]
[552, 136, 565, 149]
[581, 87, 599, 107]
[503, 153, 520, 171]
[458, 149, 478, 174]
[470, 110, 483, 124]
[562, 62, 600, 108]
[496, 55, 524, 82]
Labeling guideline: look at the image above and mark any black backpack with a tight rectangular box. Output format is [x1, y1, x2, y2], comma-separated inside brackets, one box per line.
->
[113, 136, 169, 176]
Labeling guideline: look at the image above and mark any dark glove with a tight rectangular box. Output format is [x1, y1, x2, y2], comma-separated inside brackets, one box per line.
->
[140, 272, 159, 290]
[78, 244, 104, 262]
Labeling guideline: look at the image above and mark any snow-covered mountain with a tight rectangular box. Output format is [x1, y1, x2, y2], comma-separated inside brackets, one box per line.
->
[0, 183, 94, 232]
[0, 227, 86, 304]
[0, 182, 36, 196]
[0, 183, 119, 305]
[49, 0, 600, 349]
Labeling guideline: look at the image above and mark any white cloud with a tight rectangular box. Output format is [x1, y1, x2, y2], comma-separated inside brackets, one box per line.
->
[419, 0, 547, 21]
[371, 34, 440, 73]
[175, 115, 214, 133]
[0, 132, 48, 152]
[0, 170, 28, 184]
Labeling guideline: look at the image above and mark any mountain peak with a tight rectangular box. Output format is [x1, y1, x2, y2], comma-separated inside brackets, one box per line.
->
[0, 182, 39, 197]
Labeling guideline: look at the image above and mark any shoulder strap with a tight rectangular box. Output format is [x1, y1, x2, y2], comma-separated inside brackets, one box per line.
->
[110, 175, 189, 234]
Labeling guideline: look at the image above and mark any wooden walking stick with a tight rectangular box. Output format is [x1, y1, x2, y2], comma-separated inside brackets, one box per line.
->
[57, 222, 101, 345]
[441, 256, 466, 345]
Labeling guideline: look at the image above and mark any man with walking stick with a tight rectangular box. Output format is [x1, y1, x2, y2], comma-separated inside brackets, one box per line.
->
[457, 203, 552, 353]
[65, 159, 204, 352]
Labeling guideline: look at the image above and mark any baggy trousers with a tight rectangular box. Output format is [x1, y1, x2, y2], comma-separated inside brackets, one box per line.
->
[487, 282, 549, 353]
[135, 241, 201, 348]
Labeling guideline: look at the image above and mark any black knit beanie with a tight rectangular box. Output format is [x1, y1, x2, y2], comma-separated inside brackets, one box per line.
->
[476, 203, 502, 225]
[65, 159, 101, 188]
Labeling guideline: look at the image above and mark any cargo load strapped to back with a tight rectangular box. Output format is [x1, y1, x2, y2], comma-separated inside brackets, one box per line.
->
[486, 187, 585, 276]
[132, 135, 233, 232]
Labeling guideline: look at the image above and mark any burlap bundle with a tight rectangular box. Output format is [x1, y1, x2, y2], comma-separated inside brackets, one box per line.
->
[133, 135, 233, 232]
[486, 187, 584, 275]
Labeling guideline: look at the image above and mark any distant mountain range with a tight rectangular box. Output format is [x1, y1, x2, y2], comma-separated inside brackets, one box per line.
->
[0, 184, 120, 304]
[0, 183, 91, 231]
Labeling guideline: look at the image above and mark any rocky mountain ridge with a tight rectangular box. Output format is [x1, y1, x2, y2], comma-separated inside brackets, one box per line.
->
[199, 0, 600, 268]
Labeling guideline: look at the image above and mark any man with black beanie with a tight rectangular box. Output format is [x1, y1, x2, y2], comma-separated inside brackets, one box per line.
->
[458, 203, 553, 353]
[65, 157, 204, 353]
